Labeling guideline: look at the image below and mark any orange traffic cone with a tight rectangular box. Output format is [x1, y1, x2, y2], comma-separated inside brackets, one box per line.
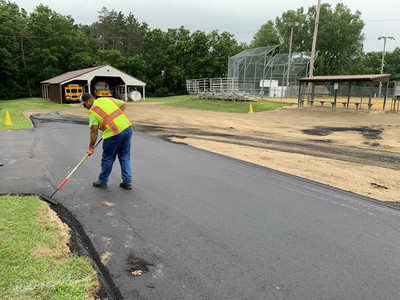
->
[5, 111, 12, 125]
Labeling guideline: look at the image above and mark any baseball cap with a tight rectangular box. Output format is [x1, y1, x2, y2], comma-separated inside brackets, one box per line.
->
[79, 93, 92, 106]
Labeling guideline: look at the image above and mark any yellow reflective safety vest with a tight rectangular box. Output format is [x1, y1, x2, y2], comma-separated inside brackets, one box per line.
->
[89, 97, 131, 139]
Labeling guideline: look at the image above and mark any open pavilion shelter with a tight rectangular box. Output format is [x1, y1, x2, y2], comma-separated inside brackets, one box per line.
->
[297, 74, 392, 112]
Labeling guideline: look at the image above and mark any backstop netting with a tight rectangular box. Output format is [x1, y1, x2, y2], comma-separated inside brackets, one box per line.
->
[187, 46, 314, 100]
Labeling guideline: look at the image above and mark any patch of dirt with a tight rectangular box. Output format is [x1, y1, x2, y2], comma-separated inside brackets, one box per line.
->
[34, 204, 72, 259]
[62, 101, 400, 202]
[33, 206, 101, 299]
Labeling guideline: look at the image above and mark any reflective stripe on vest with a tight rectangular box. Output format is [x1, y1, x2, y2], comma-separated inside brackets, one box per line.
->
[90, 99, 126, 135]
[91, 107, 123, 134]
[100, 109, 124, 132]
[90, 106, 107, 119]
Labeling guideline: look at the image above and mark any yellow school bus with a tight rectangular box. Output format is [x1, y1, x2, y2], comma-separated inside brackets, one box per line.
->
[64, 84, 83, 102]
[94, 82, 112, 97]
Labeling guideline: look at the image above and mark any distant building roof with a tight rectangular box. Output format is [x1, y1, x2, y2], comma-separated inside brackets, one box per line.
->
[298, 74, 391, 83]
[41, 66, 103, 84]
[41, 65, 146, 86]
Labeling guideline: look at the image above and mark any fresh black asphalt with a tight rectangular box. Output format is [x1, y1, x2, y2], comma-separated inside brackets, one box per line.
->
[1, 112, 400, 299]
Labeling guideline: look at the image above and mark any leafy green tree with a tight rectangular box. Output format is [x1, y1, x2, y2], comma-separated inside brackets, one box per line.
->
[67, 30, 96, 70]
[125, 12, 148, 56]
[207, 30, 243, 78]
[0, 0, 27, 98]
[186, 30, 212, 79]
[91, 7, 148, 57]
[94, 49, 126, 69]
[309, 3, 364, 75]
[274, 7, 310, 53]
[164, 27, 193, 94]
[91, 7, 121, 51]
[125, 54, 148, 81]
[141, 28, 169, 94]
[24, 4, 92, 95]
[141, 26, 243, 95]
[383, 47, 400, 81]
[252, 3, 365, 76]
[250, 20, 280, 49]
[362, 51, 382, 74]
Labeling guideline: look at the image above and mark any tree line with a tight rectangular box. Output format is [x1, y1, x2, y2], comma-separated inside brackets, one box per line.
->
[0, 0, 399, 99]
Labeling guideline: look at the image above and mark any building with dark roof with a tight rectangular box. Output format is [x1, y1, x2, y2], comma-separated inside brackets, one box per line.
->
[41, 65, 146, 104]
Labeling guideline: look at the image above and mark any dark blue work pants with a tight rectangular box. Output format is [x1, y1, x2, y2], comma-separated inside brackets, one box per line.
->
[98, 127, 132, 185]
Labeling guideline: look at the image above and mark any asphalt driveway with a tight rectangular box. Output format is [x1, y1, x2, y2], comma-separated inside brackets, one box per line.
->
[2, 112, 400, 299]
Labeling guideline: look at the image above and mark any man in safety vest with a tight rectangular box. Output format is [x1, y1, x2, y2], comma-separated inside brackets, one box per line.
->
[80, 93, 133, 189]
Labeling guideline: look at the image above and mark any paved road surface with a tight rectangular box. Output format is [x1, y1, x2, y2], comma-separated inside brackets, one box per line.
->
[1, 112, 400, 299]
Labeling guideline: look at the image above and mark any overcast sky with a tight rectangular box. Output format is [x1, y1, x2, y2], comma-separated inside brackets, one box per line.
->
[14, 0, 400, 52]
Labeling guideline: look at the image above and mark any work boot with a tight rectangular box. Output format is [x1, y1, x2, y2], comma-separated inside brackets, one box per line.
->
[93, 180, 107, 188]
[119, 182, 132, 190]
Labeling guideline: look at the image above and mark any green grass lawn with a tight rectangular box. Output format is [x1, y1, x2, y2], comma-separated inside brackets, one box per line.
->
[0, 195, 98, 299]
[0, 98, 77, 131]
[144, 95, 291, 113]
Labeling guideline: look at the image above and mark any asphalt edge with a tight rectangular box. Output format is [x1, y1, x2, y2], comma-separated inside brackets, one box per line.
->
[50, 200, 124, 300]
[27, 115, 123, 298]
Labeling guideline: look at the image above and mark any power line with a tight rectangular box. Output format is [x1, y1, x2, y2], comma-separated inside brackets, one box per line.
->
[0, 35, 135, 39]
[365, 18, 400, 23]
[233, 18, 400, 36]
[0, 35, 71, 39]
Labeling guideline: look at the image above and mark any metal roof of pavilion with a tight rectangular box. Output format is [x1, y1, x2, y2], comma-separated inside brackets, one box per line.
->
[298, 74, 391, 83]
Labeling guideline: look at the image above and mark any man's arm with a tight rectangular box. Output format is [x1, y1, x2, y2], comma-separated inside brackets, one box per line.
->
[87, 125, 99, 155]
[120, 102, 127, 111]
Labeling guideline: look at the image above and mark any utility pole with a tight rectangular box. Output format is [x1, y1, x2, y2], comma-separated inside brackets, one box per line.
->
[309, 0, 321, 79]
[378, 36, 395, 97]
[308, 0, 321, 99]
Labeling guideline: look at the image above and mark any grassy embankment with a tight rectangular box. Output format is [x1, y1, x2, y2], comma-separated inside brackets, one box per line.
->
[0, 195, 98, 299]
[0, 97, 78, 130]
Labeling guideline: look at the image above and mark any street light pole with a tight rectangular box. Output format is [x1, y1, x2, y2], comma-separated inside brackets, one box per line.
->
[284, 22, 302, 91]
[287, 25, 294, 87]
[378, 36, 395, 97]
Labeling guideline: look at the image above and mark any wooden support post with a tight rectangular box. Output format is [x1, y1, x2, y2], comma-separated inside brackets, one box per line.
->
[391, 99, 396, 112]
[298, 82, 302, 107]
[383, 81, 389, 111]
[368, 81, 374, 113]
[334, 88, 338, 105]
[311, 83, 315, 102]
[347, 82, 352, 108]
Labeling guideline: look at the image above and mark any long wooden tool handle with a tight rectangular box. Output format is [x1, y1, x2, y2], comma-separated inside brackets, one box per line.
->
[54, 138, 103, 192]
